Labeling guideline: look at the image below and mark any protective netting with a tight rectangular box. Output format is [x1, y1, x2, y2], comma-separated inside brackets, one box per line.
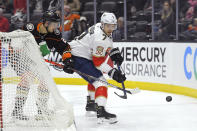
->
[0, 30, 74, 131]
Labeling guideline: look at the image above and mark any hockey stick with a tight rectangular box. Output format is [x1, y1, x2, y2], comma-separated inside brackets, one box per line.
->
[44, 59, 140, 96]
[114, 66, 127, 99]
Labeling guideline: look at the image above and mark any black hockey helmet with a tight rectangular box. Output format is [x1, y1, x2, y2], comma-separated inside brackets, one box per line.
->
[43, 10, 60, 22]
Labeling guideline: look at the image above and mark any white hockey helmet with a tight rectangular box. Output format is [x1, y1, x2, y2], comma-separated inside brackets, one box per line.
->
[101, 12, 117, 25]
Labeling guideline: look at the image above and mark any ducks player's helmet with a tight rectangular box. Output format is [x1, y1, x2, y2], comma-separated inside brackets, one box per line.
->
[43, 10, 60, 22]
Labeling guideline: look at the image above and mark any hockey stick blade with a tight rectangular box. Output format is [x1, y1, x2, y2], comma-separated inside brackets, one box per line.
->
[114, 92, 127, 99]
[114, 66, 127, 99]
[115, 87, 140, 97]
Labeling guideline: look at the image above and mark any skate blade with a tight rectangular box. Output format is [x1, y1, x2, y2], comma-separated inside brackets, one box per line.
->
[85, 111, 97, 117]
[97, 118, 118, 124]
[34, 114, 54, 121]
[11, 116, 30, 121]
[11, 117, 31, 126]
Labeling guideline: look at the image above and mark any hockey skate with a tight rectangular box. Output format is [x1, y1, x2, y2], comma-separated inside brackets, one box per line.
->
[85, 96, 97, 117]
[35, 96, 55, 121]
[12, 109, 29, 121]
[97, 106, 117, 124]
[35, 107, 54, 121]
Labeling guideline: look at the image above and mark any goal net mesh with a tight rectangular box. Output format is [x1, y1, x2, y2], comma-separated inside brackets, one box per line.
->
[0, 30, 74, 131]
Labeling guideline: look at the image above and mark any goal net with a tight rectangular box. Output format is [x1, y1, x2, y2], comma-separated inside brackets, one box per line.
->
[0, 30, 75, 131]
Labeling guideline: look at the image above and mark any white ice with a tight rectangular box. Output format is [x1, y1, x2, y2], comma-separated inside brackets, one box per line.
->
[58, 85, 197, 131]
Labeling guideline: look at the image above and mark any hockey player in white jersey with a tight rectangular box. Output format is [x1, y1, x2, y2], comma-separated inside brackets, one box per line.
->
[63, 12, 126, 124]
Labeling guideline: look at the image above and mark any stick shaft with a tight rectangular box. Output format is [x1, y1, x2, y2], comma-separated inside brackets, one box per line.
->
[118, 66, 127, 98]
[44, 59, 132, 94]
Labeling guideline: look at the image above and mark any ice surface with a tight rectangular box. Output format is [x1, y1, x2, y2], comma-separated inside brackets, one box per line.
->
[58, 85, 197, 131]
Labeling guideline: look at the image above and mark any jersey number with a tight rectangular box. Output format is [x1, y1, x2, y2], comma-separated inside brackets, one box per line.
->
[102, 34, 107, 40]
[75, 26, 95, 40]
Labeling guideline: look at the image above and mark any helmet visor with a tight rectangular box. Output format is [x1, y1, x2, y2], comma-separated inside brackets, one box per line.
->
[104, 23, 117, 31]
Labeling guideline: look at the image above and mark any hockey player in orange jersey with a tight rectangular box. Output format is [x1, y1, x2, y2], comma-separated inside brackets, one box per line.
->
[11, 10, 73, 121]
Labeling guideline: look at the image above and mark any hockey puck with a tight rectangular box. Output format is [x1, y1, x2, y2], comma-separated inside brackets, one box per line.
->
[166, 96, 172, 102]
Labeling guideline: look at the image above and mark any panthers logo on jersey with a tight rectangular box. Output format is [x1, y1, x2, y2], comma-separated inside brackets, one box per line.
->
[96, 46, 104, 56]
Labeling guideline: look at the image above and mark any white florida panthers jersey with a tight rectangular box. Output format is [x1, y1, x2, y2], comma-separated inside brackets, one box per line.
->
[69, 23, 114, 73]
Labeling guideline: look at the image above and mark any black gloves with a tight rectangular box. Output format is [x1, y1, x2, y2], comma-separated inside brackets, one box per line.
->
[108, 68, 126, 83]
[109, 48, 125, 83]
[63, 57, 74, 74]
[109, 48, 123, 66]
[62, 51, 74, 74]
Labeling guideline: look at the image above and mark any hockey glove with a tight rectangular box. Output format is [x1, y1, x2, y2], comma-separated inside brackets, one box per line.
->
[108, 68, 126, 83]
[39, 41, 50, 56]
[109, 48, 123, 66]
[62, 51, 74, 74]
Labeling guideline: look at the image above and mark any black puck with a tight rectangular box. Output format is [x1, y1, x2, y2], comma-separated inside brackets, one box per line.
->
[166, 96, 172, 102]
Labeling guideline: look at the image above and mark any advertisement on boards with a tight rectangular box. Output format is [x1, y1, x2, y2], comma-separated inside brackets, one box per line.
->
[172, 43, 197, 89]
[114, 42, 172, 84]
